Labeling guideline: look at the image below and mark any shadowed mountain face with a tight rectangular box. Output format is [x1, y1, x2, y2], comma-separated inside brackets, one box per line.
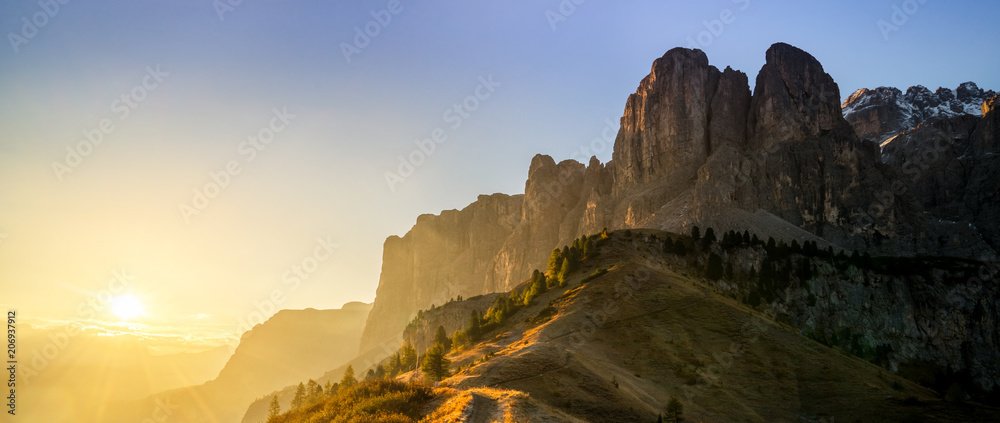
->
[274, 230, 998, 422]
[100, 303, 371, 423]
[435, 230, 999, 421]
[360, 43, 1000, 360]
[212, 304, 372, 394]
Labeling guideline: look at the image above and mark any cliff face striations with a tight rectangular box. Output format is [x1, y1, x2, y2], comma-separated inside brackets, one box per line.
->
[359, 43, 1000, 380]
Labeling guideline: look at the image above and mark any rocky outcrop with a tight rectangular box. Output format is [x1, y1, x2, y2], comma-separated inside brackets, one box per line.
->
[359, 43, 1000, 380]
[965, 99, 1000, 251]
[612, 48, 719, 190]
[401, 293, 501, 354]
[843, 82, 996, 143]
[693, 239, 1000, 393]
[360, 194, 522, 353]
[361, 157, 615, 353]
[748, 43, 853, 148]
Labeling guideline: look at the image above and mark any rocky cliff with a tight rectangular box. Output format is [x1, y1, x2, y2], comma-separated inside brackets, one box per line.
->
[360, 43, 1000, 361]
[842, 82, 996, 143]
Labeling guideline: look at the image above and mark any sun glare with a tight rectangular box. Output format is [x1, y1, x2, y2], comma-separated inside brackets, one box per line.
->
[111, 295, 145, 320]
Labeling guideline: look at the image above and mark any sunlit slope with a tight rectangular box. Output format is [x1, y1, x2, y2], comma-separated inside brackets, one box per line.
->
[436, 230, 1000, 422]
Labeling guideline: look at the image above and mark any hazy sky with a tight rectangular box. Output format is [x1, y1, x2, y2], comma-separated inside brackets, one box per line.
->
[2, 0, 998, 350]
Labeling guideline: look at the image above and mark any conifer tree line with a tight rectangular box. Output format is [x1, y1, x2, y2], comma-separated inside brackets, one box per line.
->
[654, 225, 877, 309]
[269, 365, 360, 421]
[368, 230, 613, 384]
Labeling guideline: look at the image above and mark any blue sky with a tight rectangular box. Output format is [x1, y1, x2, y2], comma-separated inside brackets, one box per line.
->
[1, 0, 998, 348]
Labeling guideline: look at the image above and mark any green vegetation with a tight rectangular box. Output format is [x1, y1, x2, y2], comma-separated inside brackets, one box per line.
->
[524, 270, 549, 305]
[433, 326, 451, 353]
[665, 396, 684, 422]
[290, 382, 305, 410]
[467, 310, 481, 342]
[340, 365, 357, 390]
[706, 253, 724, 281]
[266, 379, 434, 423]
[400, 341, 417, 371]
[420, 343, 451, 382]
[582, 267, 608, 283]
[267, 395, 280, 423]
[701, 227, 716, 250]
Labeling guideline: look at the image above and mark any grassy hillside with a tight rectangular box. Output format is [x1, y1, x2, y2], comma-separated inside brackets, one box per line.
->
[443, 229, 999, 421]
[258, 229, 1000, 422]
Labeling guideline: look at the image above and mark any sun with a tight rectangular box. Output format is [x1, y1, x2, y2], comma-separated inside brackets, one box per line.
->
[111, 295, 145, 320]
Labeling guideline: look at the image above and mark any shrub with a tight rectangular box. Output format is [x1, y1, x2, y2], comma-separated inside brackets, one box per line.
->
[268, 379, 433, 423]
[582, 268, 608, 283]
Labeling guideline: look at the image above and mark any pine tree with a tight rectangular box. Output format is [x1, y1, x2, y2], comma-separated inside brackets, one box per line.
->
[583, 237, 596, 259]
[434, 325, 452, 352]
[665, 397, 684, 422]
[675, 240, 688, 256]
[401, 340, 418, 371]
[340, 365, 357, 389]
[452, 329, 469, 350]
[559, 257, 572, 286]
[421, 343, 451, 381]
[267, 395, 280, 422]
[707, 253, 724, 281]
[290, 382, 306, 410]
[547, 248, 563, 276]
[387, 352, 402, 376]
[323, 380, 334, 397]
[306, 379, 321, 405]
[524, 270, 548, 305]
[798, 257, 812, 282]
[702, 227, 716, 249]
[743, 230, 751, 245]
[468, 310, 481, 341]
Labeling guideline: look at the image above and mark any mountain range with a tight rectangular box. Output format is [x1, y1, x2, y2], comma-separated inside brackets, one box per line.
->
[93, 42, 999, 423]
[359, 43, 1000, 388]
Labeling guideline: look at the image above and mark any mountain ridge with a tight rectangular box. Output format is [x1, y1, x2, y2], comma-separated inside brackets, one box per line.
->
[843, 82, 997, 143]
[360, 43, 1000, 361]
[261, 229, 1000, 422]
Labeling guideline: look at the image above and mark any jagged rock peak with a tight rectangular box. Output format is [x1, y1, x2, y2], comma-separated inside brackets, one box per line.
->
[843, 81, 996, 142]
[748, 42, 849, 147]
[612, 46, 726, 191]
[984, 94, 1000, 115]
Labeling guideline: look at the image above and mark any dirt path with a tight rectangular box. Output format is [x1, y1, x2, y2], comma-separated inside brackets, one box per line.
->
[467, 392, 500, 423]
